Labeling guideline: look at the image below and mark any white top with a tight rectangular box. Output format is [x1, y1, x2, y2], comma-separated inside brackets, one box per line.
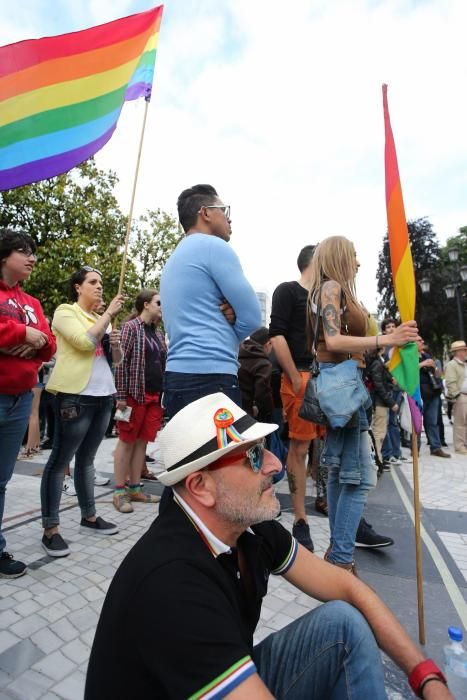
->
[81, 342, 116, 396]
[460, 363, 467, 395]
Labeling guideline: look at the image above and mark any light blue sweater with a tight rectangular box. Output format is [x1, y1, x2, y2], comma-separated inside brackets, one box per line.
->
[160, 233, 261, 374]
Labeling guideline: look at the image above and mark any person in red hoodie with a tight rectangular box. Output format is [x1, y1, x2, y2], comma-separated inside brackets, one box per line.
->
[0, 228, 56, 578]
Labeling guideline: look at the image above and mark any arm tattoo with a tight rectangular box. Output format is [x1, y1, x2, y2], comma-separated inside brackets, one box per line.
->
[287, 471, 297, 494]
[322, 304, 340, 336]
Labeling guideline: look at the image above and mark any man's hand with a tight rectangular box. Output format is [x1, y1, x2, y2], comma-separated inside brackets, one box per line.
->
[420, 358, 436, 370]
[116, 400, 127, 411]
[24, 326, 48, 349]
[219, 300, 236, 325]
[0, 344, 37, 358]
[391, 404, 399, 413]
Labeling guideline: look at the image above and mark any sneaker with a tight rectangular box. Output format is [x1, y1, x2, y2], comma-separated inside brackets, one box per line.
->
[42, 533, 70, 557]
[382, 460, 392, 471]
[80, 516, 118, 535]
[355, 519, 394, 548]
[94, 472, 110, 486]
[0, 552, 27, 578]
[128, 490, 160, 504]
[431, 448, 451, 458]
[389, 456, 401, 465]
[292, 519, 314, 552]
[62, 476, 76, 497]
[113, 493, 134, 513]
[399, 455, 412, 463]
[145, 455, 155, 463]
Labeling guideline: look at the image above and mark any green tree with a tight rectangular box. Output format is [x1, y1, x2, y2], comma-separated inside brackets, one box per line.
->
[129, 209, 184, 290]
[0, 160, 140, 316]
[376, 217, 466, 354]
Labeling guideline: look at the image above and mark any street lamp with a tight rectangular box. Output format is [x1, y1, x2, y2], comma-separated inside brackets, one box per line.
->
[419, 244, 466, 340]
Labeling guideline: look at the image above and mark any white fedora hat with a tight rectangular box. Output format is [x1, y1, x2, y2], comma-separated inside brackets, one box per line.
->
[157, 393, 278, 486]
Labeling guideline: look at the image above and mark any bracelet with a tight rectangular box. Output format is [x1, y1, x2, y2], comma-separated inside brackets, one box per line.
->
[408, 659, 447, 698]
[419, 676, 448, 698]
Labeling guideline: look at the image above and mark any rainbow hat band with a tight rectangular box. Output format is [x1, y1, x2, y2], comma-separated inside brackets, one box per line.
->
[214, 408, 244, 449]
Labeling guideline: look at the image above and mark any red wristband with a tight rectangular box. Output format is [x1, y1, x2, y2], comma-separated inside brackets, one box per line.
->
[408, 659, 447, 698]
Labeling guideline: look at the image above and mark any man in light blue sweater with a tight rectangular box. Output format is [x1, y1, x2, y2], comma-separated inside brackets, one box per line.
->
[160, 184, 261, 419]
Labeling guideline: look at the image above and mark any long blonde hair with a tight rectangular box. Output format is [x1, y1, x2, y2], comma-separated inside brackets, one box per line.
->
[308, 236, 358, 306]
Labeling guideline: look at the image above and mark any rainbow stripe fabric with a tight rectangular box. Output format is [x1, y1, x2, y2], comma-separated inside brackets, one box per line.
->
[383, 84, 421, 418]
[0, 5, 163, 191]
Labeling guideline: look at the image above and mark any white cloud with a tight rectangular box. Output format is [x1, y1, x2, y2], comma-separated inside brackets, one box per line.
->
[3, 0, 467, 312]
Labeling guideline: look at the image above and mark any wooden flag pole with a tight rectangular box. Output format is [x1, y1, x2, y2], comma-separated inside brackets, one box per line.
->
[411, 423, 426, 645]
[117, 98, 150, 296]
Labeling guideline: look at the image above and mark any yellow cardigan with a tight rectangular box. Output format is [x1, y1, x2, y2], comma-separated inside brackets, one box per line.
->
[46, 303, 110, 395]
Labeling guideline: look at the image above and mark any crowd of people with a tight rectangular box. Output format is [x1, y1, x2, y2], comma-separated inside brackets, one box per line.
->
[0, 179, 462, 698]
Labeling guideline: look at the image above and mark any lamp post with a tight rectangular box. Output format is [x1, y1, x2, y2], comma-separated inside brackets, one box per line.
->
[419, 246, 466, 340]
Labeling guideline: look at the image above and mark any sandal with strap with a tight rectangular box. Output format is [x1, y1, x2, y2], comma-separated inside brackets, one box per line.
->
[140, 470, 157, 481]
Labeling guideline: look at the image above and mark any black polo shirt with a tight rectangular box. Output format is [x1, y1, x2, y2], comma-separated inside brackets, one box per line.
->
[85, 495, 297, 700]
[269, 281, 312, 370]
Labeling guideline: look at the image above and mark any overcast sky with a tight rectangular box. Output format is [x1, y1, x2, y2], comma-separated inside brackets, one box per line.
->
[4, 0, 467, 311]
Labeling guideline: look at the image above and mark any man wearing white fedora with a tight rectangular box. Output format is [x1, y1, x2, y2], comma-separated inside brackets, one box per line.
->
[445, 340, 467, 454]
[86, 394, 450, 700]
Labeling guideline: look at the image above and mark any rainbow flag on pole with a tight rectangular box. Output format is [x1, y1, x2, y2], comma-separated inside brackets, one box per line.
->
[0, 6, 163, 191]
[382, 84, 421, 427]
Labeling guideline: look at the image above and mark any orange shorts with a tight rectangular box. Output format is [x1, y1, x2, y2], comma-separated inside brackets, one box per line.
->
[117, 393, 163, 443]
[280, 372, 326, 442]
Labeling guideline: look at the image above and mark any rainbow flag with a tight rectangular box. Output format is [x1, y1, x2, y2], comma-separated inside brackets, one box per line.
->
[0, 6, 163, 191]
[382, 84, 421, 420]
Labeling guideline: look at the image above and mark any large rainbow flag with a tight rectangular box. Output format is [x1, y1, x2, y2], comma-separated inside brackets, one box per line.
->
[0, 5, 163, 191]
[382, 84, 421, 427]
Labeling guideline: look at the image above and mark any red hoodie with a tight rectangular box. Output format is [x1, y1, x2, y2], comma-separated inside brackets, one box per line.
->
[0, 280, 56, 394]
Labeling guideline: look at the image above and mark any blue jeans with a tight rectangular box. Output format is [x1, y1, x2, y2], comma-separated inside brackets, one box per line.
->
[163, 372, 241, 420]
[423, 395, 442, 452]
[253, 600, 387, 699]
[40, 393, 113, 529]
[382, 391, 402, 460]
[0, 392, 33, 554]
[325, 421, 377, 564]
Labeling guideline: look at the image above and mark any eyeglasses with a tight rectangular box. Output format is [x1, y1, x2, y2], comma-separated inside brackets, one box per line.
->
[209, 440, 265, 474]
[82, 265, 102, 276]
[198, 204, 231, 219]
[15, 247, 37, 259]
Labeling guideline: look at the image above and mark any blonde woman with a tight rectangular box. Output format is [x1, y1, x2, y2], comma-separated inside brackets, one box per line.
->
[308, 236, 419, 573]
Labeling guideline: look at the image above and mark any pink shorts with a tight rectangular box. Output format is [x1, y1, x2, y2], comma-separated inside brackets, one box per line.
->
[117, 393, 163, 443]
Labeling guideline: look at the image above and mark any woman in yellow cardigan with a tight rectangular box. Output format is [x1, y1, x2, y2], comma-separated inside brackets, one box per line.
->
[40, 266, 124, 557]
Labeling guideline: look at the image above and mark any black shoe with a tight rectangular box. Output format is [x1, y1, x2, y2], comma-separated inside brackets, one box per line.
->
[80, 516, 118, 535]
[42, 533, 70, 558]
[0, 552, 27, 578]
[145, 455, 155, 463]
[40, 439, 54, 450]
[292, 519, 314, 552]
[382, 460, 391, 471]
[355, 519, 394, 548]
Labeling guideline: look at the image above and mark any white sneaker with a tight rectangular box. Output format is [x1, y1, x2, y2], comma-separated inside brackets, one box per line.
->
[63, 476, 76, 497]
[389, 456, 401, 465]
[94, 472, 110, 486]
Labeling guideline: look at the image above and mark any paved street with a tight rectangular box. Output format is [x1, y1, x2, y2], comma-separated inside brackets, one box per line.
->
[1, 422, 466, 700]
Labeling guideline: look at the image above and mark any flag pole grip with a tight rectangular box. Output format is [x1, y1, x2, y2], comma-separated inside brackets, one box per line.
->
[411, 424, 426, 645]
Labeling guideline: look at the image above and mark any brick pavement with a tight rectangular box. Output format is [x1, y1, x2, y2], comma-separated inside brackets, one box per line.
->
[1, 423, 466, 700]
